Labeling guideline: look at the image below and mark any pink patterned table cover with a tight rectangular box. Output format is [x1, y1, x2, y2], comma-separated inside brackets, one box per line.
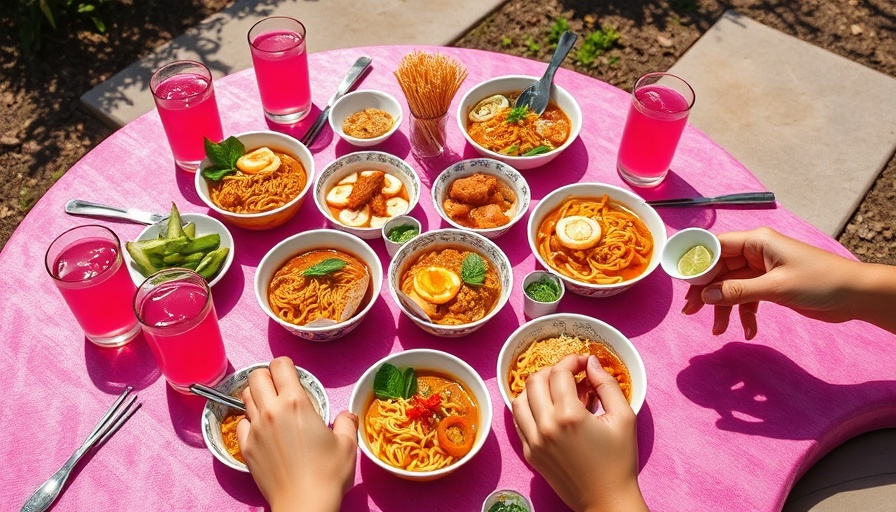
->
[3, 46, 895, 511]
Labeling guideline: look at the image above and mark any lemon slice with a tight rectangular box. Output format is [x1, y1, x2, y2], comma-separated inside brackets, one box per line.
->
[678, 245, 714, 276]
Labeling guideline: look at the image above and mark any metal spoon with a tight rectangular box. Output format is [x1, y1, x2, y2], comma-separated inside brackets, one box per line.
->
[515, 31, 578, 115]
[301, 55, 373, 146]
[64, 199, 164, 225]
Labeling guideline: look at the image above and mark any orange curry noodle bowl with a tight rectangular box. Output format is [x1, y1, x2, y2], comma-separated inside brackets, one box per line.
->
[209, 151, 307, 213]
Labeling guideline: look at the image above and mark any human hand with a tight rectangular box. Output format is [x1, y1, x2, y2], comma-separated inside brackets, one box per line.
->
[512, 354, 647, 512]
[236, 357, 358, 512]
[681, 227, 864, 339]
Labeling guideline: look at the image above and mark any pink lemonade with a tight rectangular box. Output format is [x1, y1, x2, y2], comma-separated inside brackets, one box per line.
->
[250, 28, 312, 122]
[152, 71, 223, 170]
[138, 280, 227, 392]
[617, 83, 692, 187]
[51, 237, 139, 345]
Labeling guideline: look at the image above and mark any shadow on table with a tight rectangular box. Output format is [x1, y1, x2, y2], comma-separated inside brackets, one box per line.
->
[166, 376, 225, 448]
[214, 459, 266, 507]
[676, 342, 896, 440]
[85, 333, 161, 392]
[635, 171, 718, 231]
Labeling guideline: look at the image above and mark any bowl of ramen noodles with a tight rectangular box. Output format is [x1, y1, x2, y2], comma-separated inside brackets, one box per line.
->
[195, 130, 314, 230]
[432, 158, 530, 239]
[315, 151, 422, 240]
[329, 89, 403, 148]
[254, 228, 383, 341]
[348, 348, 493, 481]
[201, 362, 329, 472]
[457, 75, 582, 170]
[497, 313, 646, 415]
[388, 229, 513, 338]
[528, 182, 666, 298]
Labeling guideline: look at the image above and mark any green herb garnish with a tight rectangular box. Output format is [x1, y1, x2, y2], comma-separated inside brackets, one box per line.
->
[201, 136, 245, 181]
[488, 502, 528, 512]
[505, 105, 529, 124]
[524, 276, 561, 303]
[387, 224, 419, 244]
[302, 258, 347, 277]
[373, 363, 418, 400]
[460, 253, 488, 286]
[499, 144, 519, 156]
[522, 145, 550, 157]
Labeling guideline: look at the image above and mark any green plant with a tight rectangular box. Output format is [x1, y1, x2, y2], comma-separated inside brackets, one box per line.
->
[18, 0, 109, 54]
[574, 26, 621, 66]
[548, 17, 571, 46]
[501, 36, 512, 47]
[524, 35, 540, 55]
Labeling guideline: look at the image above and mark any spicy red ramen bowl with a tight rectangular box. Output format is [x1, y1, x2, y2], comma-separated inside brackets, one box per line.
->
[527, 183, 666, 297]
[195, 130, 314, 230]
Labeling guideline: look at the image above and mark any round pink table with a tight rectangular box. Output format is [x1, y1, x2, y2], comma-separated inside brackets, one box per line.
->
[4, 46, 895, 511]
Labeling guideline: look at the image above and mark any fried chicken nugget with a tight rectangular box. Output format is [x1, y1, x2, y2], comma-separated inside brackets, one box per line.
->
[447, 174, 498, 206]
[470, 203, 509, 228]
[345, 171, 385, 211]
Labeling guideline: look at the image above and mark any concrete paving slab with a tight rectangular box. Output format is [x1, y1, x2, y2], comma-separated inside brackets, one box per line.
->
[81, 0, 507, 128]
[669, 10, 896, 236]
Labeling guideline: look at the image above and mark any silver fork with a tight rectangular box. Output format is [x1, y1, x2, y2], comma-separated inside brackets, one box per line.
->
[21, 387, 141, 512]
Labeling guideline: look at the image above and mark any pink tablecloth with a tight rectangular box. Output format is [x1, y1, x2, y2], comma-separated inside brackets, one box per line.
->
[3, 46, 895, 511]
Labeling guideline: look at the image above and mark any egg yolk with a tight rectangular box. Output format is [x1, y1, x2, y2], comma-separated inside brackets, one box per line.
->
[413, 267, 461, 305]
[556, 215, 602, 250]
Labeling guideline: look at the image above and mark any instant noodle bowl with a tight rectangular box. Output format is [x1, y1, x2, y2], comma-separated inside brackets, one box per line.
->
[195, 130, 313, 230]
[496, 313, 646, 414]
[254, 229, 382, 341]
[527, 183, 666, 297]
[349, 349, 493, 481]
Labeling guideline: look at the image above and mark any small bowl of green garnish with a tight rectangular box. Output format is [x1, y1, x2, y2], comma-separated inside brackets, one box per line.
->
[481, 489, 533, 512]
[382, 215, 422, 258]
[522, 270, 564, 318]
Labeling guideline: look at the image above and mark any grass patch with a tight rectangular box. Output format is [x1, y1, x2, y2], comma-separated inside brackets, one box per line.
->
[574, 26, 621, 66]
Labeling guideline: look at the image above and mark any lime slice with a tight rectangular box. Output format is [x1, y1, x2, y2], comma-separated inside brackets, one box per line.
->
[678, 244, 713, 276]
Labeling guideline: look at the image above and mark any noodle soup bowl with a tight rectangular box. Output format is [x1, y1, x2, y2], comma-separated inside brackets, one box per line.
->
[329, 89, 403, 147]
[388, 229, 513, 338]
[195, 130, 314, 230]
[432, 158, 531, 239]
[457, 75, 582, 170]
[254, 229, 383, 342]
[527, 182, 666, 298]
[497, 313, 647, 415]
[315, 151, 422, 240]
[348, 348, 493, 481]
[201, 362, 329, 472]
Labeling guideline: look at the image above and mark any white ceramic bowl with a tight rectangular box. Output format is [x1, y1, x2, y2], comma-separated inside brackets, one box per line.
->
[314, 151, 421, 240]
[329, 89, 402, 147]
[348, 349, 493, 481]
[432, 158, 530, 239]
[388, 229, 513, 337]
[201, 362, 329, 472]
[195, 130, 314, 230]
[496, 313, 647, 414]
[482, 490, 534, 512]
[456, 75, 583, 170]
[125, 212, 234, 287]
[254, 229, 383, 342]
[661, 227, 722, 286]
[381, 214, 422, 258]
[527, 182, 666, 297]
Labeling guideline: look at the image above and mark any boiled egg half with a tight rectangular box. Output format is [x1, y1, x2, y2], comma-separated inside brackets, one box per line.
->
[237, 147, 280, 174]
[413, 267, 461, 304]
[556, 216, 602, 250]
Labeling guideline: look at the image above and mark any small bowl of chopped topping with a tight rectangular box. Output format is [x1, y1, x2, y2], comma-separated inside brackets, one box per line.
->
[521, 270, 564, 318]
[382, 214, 422, 258]
[329, 90, 402, 147]
[661, 227, 722, 286]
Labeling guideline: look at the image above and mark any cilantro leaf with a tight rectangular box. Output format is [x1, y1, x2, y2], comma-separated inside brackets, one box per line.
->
[505, 105, 529, 124]
[460, 253, 488, 286]
[302, 258, 348, 277]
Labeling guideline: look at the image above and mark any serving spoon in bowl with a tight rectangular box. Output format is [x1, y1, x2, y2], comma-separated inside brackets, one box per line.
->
[515, 31, 578, 115]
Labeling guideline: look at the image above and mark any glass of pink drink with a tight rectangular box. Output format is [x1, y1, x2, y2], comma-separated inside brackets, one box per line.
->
[45, 225, 141, 347]
[617, 72, 695, 187]
[248, 16, 312, 124]
[134, 269, 228, 393]
[150, 60, 224, 172]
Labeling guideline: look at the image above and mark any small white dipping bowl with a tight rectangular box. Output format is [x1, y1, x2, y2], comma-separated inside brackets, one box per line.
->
[254, 229, 383, 342]
[382, 214, 422, 258]
[201, 362, 329, 472]
[388, 229, 513, 338]
[527, 182, 666, 297]
[496, 313, 647, 414]
[348, 349, 493, 481]
[125, 212, 234, 288]
[456, 75, 583, 170]
[195, 130, 314, 230]
[329, 89, 402, 147]
[661, 227, 722, 286]
[482, 490, 534, 512]
[315, 151, 421, 240]
[432, 158, 530, 239]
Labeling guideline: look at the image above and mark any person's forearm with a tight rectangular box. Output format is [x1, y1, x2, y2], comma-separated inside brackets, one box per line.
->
[582, 482, 649, 512]
[849, 261, 896, 334]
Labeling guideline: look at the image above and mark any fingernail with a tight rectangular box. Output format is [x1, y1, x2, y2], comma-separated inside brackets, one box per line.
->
[587, 355, 600, 371]
[704, 288, 722, 303]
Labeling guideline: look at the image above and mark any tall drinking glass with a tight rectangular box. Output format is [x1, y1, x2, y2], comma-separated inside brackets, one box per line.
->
[616, 72, 695, 188]
[45, 225, 141, 347]
[248, 16, 312, 124]
[150, 60, 224, 172]
[134, 269, 228, 393]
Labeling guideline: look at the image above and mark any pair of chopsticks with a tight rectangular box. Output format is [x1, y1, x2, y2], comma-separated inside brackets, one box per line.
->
[647, 192, 775, 207]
